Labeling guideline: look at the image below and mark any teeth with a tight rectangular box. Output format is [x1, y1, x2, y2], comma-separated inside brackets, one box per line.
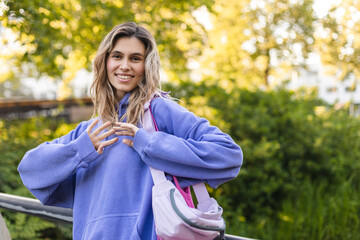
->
[116, 74, 132, 79]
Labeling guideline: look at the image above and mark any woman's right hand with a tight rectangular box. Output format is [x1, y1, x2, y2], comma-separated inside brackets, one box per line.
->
[86, 119, 118, 154]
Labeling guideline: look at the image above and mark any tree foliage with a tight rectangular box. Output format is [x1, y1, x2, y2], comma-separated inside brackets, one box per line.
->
[1, 0, 360, 239]
[1, 83, 360, 239]
[165, 81, 360, 239]
[195, 0, 317, 89]
[1, 0, 212, 98]
[315, 0, 360, 90]
[0, 117, 77, 239]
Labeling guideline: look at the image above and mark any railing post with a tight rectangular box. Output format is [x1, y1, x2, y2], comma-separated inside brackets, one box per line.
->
[0, 212, 11, 240]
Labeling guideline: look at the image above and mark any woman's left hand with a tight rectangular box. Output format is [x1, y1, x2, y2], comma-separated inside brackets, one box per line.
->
[113, 122, 139, 148]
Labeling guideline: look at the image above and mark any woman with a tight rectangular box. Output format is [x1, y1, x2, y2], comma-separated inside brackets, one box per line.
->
[18, 22, 243, 240]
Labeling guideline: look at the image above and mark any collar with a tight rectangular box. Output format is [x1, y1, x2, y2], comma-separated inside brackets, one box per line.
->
[117, 92, 131, 118]
[118, 91, 170, 117]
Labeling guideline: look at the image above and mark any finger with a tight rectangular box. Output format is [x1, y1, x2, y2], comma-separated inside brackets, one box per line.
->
[113, 129, 135, 136]
[115, 123, 139, 133]
[97, 137, 118, 154]
[97, 129, 116, 141]
[113, 126, 133, 131]
[113, 126, 128, 131]
[113, 126, 128, 130]
[115, 131, 135, 137]
[114, 122, 135, 129]
[93, 121, 112, 136]
[113, 125, 133, 132]
[87, 118, 99, 133]
[113, 126, 135, 135]
[101, 137, 119, 148]
[114, 130, 134, 135]
[117, 122, 135, 127]
[122, 138, 134, 147]
[97, 144, 104, 154]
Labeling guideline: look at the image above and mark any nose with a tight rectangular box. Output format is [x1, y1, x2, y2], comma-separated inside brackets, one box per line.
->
[120, 59, 130, 71]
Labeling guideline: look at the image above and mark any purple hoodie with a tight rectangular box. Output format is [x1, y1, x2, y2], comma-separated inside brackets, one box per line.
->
[18, 93, 243, 240]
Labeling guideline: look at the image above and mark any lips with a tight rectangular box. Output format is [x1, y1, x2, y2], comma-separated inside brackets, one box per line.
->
[115, 73, 134, 82]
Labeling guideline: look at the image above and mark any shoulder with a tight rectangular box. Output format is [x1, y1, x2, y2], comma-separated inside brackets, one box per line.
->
[75, 118, 95, 131]
[65, 118, 97, 140]
[150, 96, 189, 114]
[149, 96, 206, 135]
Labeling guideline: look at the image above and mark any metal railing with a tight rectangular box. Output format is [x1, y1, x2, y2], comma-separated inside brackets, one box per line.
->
[0, 192, 254, 240]
[0, 193, 72, 224]
[0, 212, 11, 240]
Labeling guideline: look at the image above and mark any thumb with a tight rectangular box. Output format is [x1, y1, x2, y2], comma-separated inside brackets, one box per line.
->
[97, 144, 104, 154]
[122, 139, 134, 148]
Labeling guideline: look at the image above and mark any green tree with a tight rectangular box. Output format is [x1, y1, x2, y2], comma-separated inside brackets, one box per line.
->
[316, 0, 360, 85]
[166, 81, 360, 239]
[0, 117, 77, 239]
[0, 0, 212, 98]
[195, 0, 317, 88]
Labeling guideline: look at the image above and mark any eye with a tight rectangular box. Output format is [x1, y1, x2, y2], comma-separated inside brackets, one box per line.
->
[112, 54, 122, 59]
[131, 56, 142, 61]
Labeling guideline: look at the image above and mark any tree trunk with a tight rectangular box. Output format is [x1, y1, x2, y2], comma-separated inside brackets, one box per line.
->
[264, 50, 270, 87]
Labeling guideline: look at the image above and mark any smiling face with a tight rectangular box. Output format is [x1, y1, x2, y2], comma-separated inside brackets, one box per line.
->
[106, 37, 146, 101]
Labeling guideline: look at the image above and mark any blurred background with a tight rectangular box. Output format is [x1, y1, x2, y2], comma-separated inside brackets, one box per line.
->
[0, 0, 360, 239]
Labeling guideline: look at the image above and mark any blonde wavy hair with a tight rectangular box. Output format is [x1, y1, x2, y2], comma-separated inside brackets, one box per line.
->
[90, 22, 162, 125]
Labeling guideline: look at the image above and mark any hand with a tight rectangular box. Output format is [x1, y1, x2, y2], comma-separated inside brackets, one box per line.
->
[86, 118, 118, 154]
[113, 122, 139, 148]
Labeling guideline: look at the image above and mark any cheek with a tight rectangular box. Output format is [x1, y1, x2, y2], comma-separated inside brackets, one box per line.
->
[106, 59, 116, 73]
[136, 64, 145, 76]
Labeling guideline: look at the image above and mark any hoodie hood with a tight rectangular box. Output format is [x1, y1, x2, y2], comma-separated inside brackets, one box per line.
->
[117, 92, 131, 118]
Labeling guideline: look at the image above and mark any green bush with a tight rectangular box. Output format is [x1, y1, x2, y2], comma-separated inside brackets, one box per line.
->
[0, 117, 76, 239]
[1, 85, 360, 239]
[166, 82, 360, 239]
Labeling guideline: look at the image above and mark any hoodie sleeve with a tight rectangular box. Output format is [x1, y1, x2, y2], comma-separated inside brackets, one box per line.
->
[18, 119, 101, 208]
[133, 97, 243, 189]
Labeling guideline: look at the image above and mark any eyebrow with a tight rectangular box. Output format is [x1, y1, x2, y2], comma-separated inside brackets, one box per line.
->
[110, 50, 144, 57]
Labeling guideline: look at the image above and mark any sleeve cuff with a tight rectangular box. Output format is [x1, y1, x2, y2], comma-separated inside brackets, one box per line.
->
[133, 128, 154, 160]
[71, 131, 100, 168]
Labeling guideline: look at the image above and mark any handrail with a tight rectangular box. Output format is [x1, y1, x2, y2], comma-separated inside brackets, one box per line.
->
[0, 212, 11, 240]
[0, 193, 72, 224]
[0, 192, 254, 240]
